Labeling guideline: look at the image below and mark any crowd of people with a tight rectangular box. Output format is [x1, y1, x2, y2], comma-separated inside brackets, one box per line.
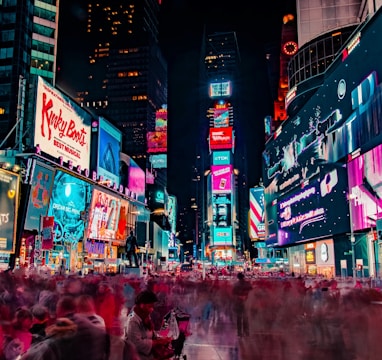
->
[0, 267, 382, 359]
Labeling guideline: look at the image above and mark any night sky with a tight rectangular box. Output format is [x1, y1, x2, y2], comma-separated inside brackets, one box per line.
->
[160, 0, 296, 208]
[57, 0, 296, 210]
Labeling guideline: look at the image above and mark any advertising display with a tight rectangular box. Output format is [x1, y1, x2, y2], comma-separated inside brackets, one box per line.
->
[209, 127, 233, 150]
[208, 81, 232, 98]
[34, 76, 92, 171]
[47, 170, 92, 245]
[212, 226, 233, 246]
[0, 169, 19, 253]
[41, 216, 55, 250]
[271, 167, 349, 246]
[149, 154, 167, 169]
[87, 188, 121, 242]
[155, 108, 167, 131]
[263, 10, 382, 202]
[212, 151, 231, 165]
[115, 199, 129, 242]
[348, 144, 382, 231]
[24, 160, 55, 231]
[249, 187, 265, 240]
[119, 153, 146, 203]
[147, 131, 167, 153]
[211, 164, 232, 193]
[212, 193, 231, 228]
[128, 158, 146, 203]
[96, 117, 121, 187]
[212, 107, 229, 128]
[167, 195, 177, 235]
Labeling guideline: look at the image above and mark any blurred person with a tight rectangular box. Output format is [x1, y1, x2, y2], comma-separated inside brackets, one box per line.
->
[76, 294, 106, 329]
[95, 281, 116, 334]
[125, 289, 173, 360]
[232, 272, 253, 337]
[11, 308, 33, 354]
[29, 305, 50, 344]
[21, 296, 109, 360]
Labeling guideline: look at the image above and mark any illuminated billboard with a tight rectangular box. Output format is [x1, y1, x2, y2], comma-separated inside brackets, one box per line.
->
[96, 117, 121, 187]
[212, 108, 229, 128]
[348, 144, 382, 231]
[34, 76, 92, 171]
[87, 188, 121, 242]
[268, 167, 349, 246]
[120, 153, 146, 203]
[212, 193, 231, 228]
[212, 151, 231, 165]
[212, 227, 233, 246]
[47, 170, 91, 245]
[211, 165, 232, 193]
[147, 131, 167, 153]
[209, 127, 233, 150]
[249, 187, 265, 240]
[155, 108, 167, 131]
[208, 81, 232, 98]
[150, 154, 167, 169]
[0, 169, 19, 253]
[24, 161, 55, 231]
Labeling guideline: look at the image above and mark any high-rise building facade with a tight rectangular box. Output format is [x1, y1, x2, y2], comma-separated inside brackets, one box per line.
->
[0, 0, 59, 150]
[197, 31, 250, 262]
[57, 0, 167, 172]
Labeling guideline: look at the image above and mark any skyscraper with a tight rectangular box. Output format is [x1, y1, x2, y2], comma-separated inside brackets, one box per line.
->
[0, 0, 60, 150]
[198, 30, 250, 261]
[57, 0, 167, 172]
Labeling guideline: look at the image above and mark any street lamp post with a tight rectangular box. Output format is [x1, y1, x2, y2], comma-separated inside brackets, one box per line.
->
[349, 193, 357, 285]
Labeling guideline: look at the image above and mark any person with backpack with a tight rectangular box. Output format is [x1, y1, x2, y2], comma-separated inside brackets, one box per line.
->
[125, 231, 139, 267]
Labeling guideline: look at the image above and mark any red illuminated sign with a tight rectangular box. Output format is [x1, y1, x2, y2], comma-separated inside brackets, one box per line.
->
[209, 127, 233, 150]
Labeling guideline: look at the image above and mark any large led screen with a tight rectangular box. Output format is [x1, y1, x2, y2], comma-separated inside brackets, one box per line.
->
[47, 170, 92, 245]
[128, 159, 146, 203]
[212, 193, 231, 228]
[97, 117, 121, 187]
[209, 127, 233, 150]
[24, 161, 55, 231]
[211, 165, 232, 193]
[263, 12, 382, 201]
[147, 131, 167, 153]
[87, 188, 121, 242]
[213, 107, 229, 128]
[272, 167, 349, 246]
[0, 169, 19, 253]
[348, 144, 382, 231]
[212, 226, 233, 246]
[34, 77, 92, 171]
[212, 151, 231, 165]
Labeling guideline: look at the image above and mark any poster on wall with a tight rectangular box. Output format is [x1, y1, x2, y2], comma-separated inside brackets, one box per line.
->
[24, 161, 55, 231]
[47, 170, 92, 245]
[87, 188, 121, 242]
[0, 169, 19, 253]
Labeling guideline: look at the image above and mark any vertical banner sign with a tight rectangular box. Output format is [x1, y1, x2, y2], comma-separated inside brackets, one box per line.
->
[249, 187, 265, 240]
[0, 169, 19, 253]
[41, 216, 55, 250]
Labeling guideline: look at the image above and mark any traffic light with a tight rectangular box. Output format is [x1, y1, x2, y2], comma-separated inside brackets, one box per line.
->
[357, 264, 363, 271]
[378, 230, 382, 241]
